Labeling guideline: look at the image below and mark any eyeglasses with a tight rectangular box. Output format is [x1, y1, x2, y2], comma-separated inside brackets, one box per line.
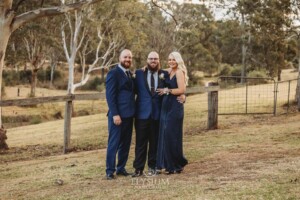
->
[148, 58, 159, 60]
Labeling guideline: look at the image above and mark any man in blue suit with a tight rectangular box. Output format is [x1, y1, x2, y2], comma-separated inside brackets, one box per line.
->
[105, 49, 135, 180]
[132, 51, 168, 177]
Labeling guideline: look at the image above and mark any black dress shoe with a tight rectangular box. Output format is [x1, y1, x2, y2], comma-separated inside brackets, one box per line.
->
[147, 168, 156, 176]
[131, 170, 143, 177]
[165, 171, 174, 175]
[116, 170, 131, 176]
[166, 170, 182, 175]
[106, 174, 115, 180]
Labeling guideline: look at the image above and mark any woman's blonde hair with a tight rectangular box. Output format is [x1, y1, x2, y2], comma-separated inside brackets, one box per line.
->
[169, 51, 189, 86]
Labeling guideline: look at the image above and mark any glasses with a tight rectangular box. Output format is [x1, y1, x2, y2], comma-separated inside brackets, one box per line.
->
[148, 58, 159, 60]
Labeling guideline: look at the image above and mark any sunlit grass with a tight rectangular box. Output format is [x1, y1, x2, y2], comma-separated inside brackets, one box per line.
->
[1, 79, 300, 199]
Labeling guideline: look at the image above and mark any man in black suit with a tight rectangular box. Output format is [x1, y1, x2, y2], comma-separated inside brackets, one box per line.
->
[132, 51, 167, 177]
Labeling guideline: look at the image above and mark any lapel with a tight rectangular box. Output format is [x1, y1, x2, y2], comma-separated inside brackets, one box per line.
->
[157, 69, 166, 88]
[116, 65, 128, 80]
[143, 68, 152, 95]
[117, 65, 133, 90]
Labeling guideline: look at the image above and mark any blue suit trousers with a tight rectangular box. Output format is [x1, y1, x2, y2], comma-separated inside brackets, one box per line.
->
[106, 116, 133, 175]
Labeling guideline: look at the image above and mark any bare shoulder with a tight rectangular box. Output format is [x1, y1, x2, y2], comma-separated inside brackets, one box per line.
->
[176, 69, 184, 77]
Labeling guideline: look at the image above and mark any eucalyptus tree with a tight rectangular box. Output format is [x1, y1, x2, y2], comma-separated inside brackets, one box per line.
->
[215, 20, 243, 66]
[248, 0, 292, 80]
[0, 0, 101, 147]
[23, 29, 47, 97]
[173, 3, 220, 76]
[290, 0, 300, 109]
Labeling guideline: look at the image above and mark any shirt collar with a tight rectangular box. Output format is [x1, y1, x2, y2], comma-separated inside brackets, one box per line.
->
[147, 70, 158, 75]
[118, 64, 129, 73]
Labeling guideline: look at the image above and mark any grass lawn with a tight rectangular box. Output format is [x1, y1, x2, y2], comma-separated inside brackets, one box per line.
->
[1, 89, 300, 199]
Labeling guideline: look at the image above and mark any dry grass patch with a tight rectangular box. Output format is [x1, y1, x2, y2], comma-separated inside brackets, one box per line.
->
[1, 112, 300, 199]
[1, 81, 300, 199]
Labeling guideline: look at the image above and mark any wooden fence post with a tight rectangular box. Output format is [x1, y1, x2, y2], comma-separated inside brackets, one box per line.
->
[63, 100, 72, 154]
[297, 78, 300, 112]
[207, 82, 219, 130]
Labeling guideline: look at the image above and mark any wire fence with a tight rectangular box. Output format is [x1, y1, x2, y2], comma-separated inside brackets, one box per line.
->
[276, 79, 298, 114]
[1, 78, 299, 130]
[217, 76, 299, 115]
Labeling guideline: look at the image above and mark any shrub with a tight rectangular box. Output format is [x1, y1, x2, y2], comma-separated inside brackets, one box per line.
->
[80, 76, 105, 91]
[219, 64, 233, 76]
[37, 67, 62, 82]
[30, 116, 42, 124]
[231, 65, 242, 77]
[1, 82, 5, 98]
[247, 69, 269, 85]
[19, 70, 32, 84]
[3, 70, 20, 86]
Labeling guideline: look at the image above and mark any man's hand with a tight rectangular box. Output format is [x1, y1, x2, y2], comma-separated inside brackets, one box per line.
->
[113, 115, 122, 125]
[177, 94, 186, 104]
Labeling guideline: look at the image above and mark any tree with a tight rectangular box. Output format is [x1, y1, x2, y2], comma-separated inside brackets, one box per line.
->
[289, 0, 300, 109]
[174, 3, 221, 77]
[23, 30, 47, 97]
[61, 2, 121, 152]
[0, 0, 102, 147]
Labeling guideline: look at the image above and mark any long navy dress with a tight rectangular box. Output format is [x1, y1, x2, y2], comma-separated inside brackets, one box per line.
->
[156, 74, 188, 172]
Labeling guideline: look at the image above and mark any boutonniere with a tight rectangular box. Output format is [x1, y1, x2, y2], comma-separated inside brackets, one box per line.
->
[131, 70, 136, 79]
[159, 73, 165, 80]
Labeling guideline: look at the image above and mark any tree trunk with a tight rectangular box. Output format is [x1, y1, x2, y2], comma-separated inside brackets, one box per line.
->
[295, 39, 300, 111]
[277, 68, 281, 82]
[30, 69, 38, 97]
[50, 62, 56, 88]
[0, 22, 12, 127]
[241, 12, 246, 84]
[101, 68, 105, 82]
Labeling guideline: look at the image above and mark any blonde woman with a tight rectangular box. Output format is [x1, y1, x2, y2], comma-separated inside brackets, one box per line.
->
[156, 52, 188, 174]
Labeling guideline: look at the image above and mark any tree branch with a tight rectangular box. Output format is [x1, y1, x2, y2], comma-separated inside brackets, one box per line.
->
[12, 0, 103, 32]
[150, 0, 178, 26]
[13, 0, 27, 12]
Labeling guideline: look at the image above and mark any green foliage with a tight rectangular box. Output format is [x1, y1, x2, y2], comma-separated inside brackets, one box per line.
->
[231, 65, 242, 77]
[19, 70, 32, 84]
[4, 0, 300, 88]
[1, 82, 5, 98]
[3, 68, 62, 87]
[3, 70, 20, 86]
[219, 64, 233, 76]
[247, 69, 268, 78]
[3, 70, 31, 86]
[80, 76, 105, 91]
[188, 73, 204, 86]
[29, 116, 42, 125]
[174, 3, 220, 75]
[37, 67, 62, 82]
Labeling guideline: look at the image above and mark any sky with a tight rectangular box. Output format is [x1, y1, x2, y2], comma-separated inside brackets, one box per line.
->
[149, 0, 235, 20]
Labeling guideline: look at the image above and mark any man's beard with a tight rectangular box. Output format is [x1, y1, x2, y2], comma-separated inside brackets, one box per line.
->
[147, 63, 159, 72]
[120, 61, 131, 69]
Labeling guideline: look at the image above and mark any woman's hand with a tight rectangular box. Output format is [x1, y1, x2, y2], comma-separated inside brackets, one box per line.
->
[156, 88, 170, 96]
[141, 65, 147, 71]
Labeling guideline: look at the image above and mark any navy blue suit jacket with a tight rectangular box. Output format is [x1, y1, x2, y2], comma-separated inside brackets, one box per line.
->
[106, 65, 135, 118]
[134, 69, 168, 120]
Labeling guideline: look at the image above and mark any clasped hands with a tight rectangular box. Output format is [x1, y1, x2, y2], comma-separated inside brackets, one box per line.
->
[156, 87, 170, 96]
[156, 88, 186, 104]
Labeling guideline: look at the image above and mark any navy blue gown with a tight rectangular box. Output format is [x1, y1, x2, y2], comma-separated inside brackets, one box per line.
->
[156, 74, 188, 172]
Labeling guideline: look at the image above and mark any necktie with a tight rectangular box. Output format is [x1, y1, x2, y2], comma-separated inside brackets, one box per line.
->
[125, 71, 131, 78]
[151, 72, 155, 95]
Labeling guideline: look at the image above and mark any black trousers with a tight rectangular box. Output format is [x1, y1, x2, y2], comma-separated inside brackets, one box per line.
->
[133, 118, 159, 171]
